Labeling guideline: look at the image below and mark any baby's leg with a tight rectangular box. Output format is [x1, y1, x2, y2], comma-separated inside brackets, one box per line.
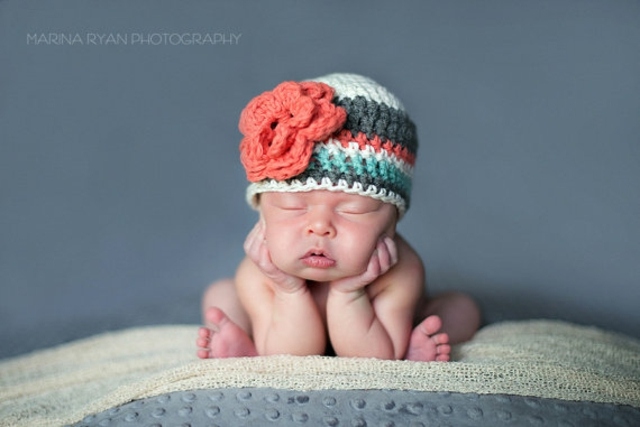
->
[405, 291, 481, 362]
[201, 279, 251, 332]
[420, 291, 481, 345]
[405, 315, 451, 362]
[196, 279, 257, 358]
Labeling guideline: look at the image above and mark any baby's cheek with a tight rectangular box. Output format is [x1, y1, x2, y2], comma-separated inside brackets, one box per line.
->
[344, 236, 378, 268]
[266, 240, 286, 261]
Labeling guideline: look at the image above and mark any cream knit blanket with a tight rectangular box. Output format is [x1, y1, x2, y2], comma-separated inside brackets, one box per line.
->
[1, 320, 639, 427]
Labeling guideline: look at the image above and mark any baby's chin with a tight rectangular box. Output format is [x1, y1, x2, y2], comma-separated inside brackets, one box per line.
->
[292, 267, 367, 284]
[273, 258, 369, 283]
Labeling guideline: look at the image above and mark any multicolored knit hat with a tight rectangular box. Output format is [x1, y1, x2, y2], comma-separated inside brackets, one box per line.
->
[239, 73, 418, 217]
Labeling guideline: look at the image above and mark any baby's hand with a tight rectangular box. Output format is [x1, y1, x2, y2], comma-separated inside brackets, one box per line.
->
[330, 236, 398, 293]
[244, 220, 306, 294]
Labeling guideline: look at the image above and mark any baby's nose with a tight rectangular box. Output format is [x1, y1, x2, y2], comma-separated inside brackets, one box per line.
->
[306, 211, 336, 238]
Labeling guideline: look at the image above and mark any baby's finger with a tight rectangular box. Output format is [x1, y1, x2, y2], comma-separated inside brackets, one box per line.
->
[256, 239, 276, 273]
[244, 223, 266, 262]
[383, 236, 399, 266]
[375, 238, 391, 271]
[243, 222, 260, 251]
[367, 247, 383, 278]
[376, 235, 399, 273]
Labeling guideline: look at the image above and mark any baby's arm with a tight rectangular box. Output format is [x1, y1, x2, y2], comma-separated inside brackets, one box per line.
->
[236, 222, 326, 356]
[326, 235, 424, 359]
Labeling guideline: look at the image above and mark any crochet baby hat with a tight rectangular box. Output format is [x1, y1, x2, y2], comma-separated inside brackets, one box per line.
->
[239, 73, 418, 216]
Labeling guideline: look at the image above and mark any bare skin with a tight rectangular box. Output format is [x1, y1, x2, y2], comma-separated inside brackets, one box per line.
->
[197, 305, 454, 361]
[196, 191, 481, 361]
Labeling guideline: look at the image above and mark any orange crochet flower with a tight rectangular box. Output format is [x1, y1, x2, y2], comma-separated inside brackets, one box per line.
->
[239, 81, 347, 182]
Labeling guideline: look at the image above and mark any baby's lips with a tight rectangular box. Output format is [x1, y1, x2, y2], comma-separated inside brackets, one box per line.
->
[301, 253, 336, 268]
[301, 248, 337, 268]
[302, 247, 333, 260]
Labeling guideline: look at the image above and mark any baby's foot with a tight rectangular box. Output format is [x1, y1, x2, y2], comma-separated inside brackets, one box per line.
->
[196, 307, 258, 358]
[405, 315, 451, 362]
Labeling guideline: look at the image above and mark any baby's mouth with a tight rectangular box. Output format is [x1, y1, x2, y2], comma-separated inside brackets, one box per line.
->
[301, 250, 336, 268]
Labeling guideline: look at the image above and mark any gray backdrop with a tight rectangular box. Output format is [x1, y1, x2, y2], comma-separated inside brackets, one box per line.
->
[1, 0, 638, 359]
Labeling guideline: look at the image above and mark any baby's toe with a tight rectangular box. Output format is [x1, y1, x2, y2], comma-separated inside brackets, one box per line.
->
[197, 348, 212, 359]
[434, 332, 449, 345]
[437, 344, 451, 355]
[436, 353, 451, 362]
[421, 315, 443, 335]
[196, 337, 209, 348]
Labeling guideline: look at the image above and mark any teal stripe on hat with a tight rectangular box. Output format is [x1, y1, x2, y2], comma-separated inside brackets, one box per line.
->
[294, 145, 413, 205]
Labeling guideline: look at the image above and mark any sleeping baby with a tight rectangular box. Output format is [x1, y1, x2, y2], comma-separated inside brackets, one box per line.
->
[196, 73, 480, 361]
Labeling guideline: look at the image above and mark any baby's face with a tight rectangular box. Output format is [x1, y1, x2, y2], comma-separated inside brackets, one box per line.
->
[259, 190, 397, 282]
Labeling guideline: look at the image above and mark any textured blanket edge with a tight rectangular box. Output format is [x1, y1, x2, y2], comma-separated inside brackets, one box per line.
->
[0, 320, 639, 427]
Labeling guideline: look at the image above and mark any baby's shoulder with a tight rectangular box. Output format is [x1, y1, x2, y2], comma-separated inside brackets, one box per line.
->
[393, 234, 424, 276]
[369, 234, 424, 298]
[235, 256, 265, 290]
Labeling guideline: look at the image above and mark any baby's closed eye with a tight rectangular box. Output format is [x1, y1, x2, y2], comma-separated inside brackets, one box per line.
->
[266, 194, 307, 211]
[277, 203, 306, 211]
[337, 201, 382, 215]
[337, 206, 369, 215]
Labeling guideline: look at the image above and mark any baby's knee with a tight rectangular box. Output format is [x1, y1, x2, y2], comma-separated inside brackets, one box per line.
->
[449, 292, 481, 320]
[202, 279, 235, 305]
[205, 278, 234, 292]
[433, 291, 481, 343]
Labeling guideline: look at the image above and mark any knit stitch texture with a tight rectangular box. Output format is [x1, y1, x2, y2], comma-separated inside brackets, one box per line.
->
[241, 73, 418, 216]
